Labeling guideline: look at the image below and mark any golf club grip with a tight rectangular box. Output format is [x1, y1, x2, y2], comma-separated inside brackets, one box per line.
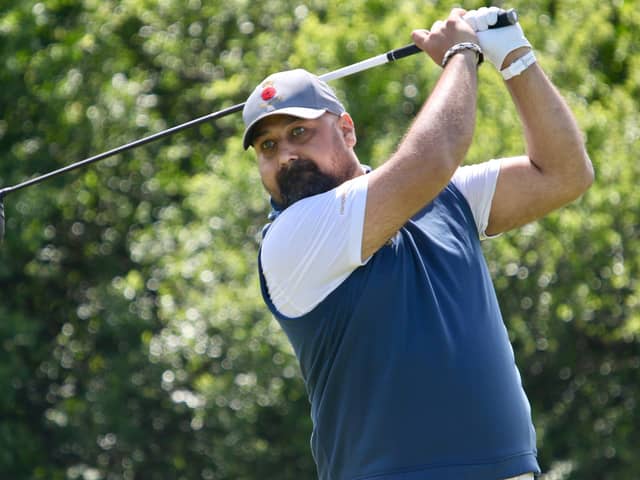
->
[493, 8, 518, 28]
[387, 8, 518, 61]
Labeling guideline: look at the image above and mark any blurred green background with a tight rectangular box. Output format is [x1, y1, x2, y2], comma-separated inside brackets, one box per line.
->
[0, 0, 638, 478]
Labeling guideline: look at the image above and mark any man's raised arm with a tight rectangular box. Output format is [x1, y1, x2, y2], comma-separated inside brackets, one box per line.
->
[362, 9, 482, 260]
[465, 7, 594, 236]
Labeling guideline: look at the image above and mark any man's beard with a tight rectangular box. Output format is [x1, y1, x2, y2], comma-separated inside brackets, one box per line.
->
[276, 158, 346, 209]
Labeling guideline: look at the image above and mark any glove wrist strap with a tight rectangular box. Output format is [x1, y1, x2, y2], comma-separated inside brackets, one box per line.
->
[501, 50, 536, 80]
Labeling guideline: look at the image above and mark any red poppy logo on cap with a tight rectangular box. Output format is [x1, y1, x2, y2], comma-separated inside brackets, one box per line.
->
[261, 86, 277, 101]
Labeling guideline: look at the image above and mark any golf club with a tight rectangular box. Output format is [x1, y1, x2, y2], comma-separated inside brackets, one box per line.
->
[0, 9, 517, 244]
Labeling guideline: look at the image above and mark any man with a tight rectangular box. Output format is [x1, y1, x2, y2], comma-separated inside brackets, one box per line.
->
[241, 7, 593, 480]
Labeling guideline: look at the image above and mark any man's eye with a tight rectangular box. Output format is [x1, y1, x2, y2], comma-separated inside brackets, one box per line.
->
[261, 139, 276, 151]
[291, 126, 306, 137]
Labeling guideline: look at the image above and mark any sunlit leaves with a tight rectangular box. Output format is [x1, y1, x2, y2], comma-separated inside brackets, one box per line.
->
[1, 0, 640, 479]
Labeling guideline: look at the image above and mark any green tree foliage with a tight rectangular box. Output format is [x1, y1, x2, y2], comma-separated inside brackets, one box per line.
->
[0, 0, 638, 479]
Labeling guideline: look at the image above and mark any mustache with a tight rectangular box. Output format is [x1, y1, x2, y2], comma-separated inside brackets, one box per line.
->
[276, 158, 340, 209]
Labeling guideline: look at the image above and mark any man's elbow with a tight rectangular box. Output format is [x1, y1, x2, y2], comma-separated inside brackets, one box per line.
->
[577, 149, 595, 191]
[568, 150, 595, 199]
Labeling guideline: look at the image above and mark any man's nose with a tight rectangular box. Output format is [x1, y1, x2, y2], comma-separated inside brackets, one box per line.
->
[278, 144, 299, 167]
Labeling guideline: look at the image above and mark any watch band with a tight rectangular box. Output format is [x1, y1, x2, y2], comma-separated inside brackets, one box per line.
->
[501, 51, 536, 80]
[441, 42, 484, 68]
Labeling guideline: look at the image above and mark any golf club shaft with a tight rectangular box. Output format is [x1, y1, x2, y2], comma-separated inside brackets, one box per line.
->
[0, 103, 243, 198]
[0, 9, 517, 200]
[319, 9, 517, 81]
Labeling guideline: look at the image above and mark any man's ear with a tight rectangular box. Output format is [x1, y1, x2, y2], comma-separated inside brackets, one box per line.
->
[339, 112, 357, 148]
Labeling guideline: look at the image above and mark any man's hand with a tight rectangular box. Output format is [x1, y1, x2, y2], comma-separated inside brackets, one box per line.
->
[464, 6, 531, 70]
[412, 8, 479, 66]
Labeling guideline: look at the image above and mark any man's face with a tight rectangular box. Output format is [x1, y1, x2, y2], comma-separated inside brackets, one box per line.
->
[251, 112, 358, 209]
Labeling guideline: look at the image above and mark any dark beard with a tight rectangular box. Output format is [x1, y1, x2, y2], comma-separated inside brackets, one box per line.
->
[276, 158, 343, 209]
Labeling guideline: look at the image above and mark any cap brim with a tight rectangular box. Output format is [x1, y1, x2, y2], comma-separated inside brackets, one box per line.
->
[242, 107, 327, 150]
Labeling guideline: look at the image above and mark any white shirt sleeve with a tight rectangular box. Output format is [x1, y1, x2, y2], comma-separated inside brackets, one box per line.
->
[260, 174, 369, 318]
[450, 159, 502, 240]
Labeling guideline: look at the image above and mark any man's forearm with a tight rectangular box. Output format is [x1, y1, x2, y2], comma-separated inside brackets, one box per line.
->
[505, 60, 593, 191]
[393, 50, 478, 180]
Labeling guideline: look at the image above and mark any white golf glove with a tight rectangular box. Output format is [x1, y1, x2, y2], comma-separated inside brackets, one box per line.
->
[464, 7, 531, 70]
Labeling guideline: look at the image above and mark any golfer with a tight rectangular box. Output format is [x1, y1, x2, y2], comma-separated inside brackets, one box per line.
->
[242, 7, 593, 480]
